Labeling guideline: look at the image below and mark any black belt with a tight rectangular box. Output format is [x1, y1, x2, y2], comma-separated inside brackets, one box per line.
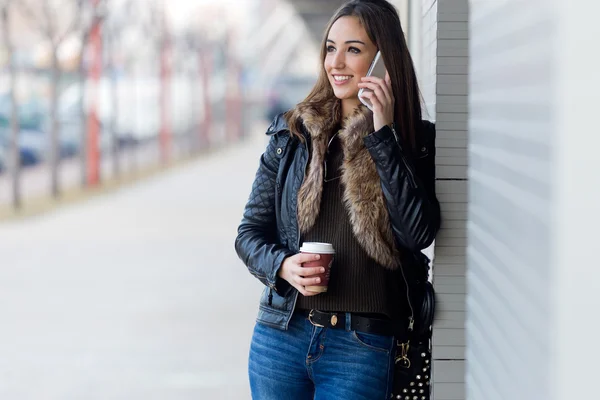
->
[300, 309, 397, 336]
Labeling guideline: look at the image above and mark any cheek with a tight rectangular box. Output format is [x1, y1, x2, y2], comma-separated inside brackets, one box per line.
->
[347, 55, 372, 77]
[354, 61, 371, 77]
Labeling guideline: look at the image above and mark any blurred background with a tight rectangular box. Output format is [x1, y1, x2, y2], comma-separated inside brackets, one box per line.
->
[1, 0, 598, 399]
[0, 0, 325, 209]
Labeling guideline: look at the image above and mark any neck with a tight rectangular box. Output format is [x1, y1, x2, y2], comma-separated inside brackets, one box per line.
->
[342, 98, 361, 119]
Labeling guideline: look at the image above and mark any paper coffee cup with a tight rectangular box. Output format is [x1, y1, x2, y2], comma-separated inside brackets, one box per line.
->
[300, 242, 335, 293]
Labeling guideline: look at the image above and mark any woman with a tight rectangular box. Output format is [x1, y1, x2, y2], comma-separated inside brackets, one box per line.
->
[235, 0, 441, 398]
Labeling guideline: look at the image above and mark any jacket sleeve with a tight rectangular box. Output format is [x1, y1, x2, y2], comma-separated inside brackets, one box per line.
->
[363, 123, 441, 252]
[234, 132, 295, 295]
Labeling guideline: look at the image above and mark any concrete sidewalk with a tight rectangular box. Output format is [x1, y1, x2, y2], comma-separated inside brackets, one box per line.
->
[0, 130, 270, 399]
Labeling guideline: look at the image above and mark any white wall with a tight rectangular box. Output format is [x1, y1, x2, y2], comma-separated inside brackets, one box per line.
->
[411, 0, 600, 398]
[467, 1, 556, 399]
[552, 0, 599, 399]
[413, 1, 469, 399]
[467, 0, 600, 399]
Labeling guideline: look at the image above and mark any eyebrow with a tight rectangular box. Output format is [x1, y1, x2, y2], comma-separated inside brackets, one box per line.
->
[327, 39, 366, 45]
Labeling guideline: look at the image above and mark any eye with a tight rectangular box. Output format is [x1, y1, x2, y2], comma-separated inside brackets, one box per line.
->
[349, 47, 361, 54]
[326, 45, 336, 53]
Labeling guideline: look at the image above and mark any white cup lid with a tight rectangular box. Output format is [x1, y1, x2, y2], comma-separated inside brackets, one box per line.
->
[300, 242, 336, 254]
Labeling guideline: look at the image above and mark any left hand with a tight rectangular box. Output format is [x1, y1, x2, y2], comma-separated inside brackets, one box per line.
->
[358, 71, 395, 132]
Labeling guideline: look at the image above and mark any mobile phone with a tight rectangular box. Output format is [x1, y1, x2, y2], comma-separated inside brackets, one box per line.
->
[358, 51, 387, 111]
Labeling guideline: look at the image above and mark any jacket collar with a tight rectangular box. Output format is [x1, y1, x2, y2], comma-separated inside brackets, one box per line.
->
[295, 98, 400, 270]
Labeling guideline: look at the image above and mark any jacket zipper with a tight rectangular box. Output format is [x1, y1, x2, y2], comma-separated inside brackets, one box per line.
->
[249, 266, 275, 306]
[249, 270, 267, 280]
[269, 181, 283, 306]
[389, 123, 415, 333]
[284, 142, 310, 330]
[398, 262, 415, 333]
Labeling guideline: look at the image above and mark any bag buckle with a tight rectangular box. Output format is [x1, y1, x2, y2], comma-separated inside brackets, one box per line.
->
[395, 341, 411, 368]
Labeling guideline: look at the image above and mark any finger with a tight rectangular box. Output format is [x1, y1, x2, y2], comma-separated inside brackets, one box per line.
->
[292, 252, 321, 264]
[375, 76, 393, 105]
[303, 290, 321, 297]
[296, 266, 326, 277]
[363, 92, 382, 111]
[296, 275, 322, 287]
[361, 90, 383, 111]
[362, 76, 385, 84]
[359, 81, 391, 105]
[295, 284, 308, 296]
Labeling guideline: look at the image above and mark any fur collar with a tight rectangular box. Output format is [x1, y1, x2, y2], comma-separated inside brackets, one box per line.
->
[295, 98, 399, 270]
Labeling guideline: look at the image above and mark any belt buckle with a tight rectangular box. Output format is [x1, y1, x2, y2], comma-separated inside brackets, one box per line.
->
[308, 309, 325, 327]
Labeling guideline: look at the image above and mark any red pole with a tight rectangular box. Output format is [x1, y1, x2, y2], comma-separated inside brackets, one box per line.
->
[224, 30, 234, 143]
[232, 59, 242, 140]
[200, 49, 212, 148]
[159, 4, 171, 163]
[87, 0, 102, 185]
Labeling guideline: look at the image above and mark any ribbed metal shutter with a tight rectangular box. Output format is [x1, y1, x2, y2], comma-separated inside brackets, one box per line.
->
[467, 2, 555, 399]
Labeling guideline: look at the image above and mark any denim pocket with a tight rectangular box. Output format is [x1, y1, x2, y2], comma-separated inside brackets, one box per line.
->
[351, 331, 394, 353]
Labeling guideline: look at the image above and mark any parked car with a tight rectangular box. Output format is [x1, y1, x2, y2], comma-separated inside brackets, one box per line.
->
[0, 94, 91, 166]
[264, 75, 315, 120]
[0, 96, 46, 167]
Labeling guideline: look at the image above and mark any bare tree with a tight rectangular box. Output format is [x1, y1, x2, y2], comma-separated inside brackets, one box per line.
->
[18, 0, 82, 198]
[0, 0, 21, 209]
[103, 0, 133, 180]
[145, 0, 170, 164]
[182, 28, 209, 154]
[113, 0, 162, 174]
[182, 30, 199, 154]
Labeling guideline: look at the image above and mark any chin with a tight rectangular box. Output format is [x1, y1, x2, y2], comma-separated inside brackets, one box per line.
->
[332, 89, 358, 100]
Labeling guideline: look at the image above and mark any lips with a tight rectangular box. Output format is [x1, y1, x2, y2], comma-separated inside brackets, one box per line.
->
[332, 74, 353, 86]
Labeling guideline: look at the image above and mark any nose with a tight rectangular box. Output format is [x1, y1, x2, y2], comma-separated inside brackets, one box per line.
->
[331, 51, 345, 70]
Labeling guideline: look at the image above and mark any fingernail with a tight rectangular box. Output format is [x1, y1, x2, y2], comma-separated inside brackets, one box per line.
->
[315, 254, 320, 260]
[316, 278, 321, 283]
[321, 268, 325, 273]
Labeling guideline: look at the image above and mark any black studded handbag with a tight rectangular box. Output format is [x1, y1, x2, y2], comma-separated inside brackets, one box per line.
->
[390, 277, 435, 400]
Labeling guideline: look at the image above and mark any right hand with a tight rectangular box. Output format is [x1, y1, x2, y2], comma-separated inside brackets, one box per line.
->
[278, 253, 325, 297]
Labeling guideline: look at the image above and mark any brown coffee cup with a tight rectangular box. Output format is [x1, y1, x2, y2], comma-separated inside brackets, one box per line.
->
[300, 242, 335, 293]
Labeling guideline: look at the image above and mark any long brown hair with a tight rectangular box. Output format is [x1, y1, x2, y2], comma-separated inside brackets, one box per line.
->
[286, 0, 423, 151]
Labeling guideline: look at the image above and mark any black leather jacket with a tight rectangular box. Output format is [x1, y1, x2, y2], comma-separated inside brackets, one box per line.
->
[235, 113, 441, 330]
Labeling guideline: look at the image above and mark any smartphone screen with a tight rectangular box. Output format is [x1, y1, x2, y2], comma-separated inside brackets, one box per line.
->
[358, 51, 387, 111]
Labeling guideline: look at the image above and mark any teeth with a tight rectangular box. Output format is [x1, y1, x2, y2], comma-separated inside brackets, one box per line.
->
[334, 76, 351, 82]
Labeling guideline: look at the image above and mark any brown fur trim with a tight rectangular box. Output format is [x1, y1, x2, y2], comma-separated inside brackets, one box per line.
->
[295, 98, 341, 234]
[296, 100, 399, 270]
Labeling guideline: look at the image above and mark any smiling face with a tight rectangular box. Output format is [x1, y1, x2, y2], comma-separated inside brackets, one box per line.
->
[324, 16, 378, 107]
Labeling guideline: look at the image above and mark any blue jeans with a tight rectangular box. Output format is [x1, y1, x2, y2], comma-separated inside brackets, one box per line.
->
[249, 311, 395, 399]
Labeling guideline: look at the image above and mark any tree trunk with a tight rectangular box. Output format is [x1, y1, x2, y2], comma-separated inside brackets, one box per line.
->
[159, 13, 171, 164]
[8, 47, 19, 208]
[1, 5, 21, 209]
[129, 72, 137, 174]
[49, 49, 61, 198]
[190, 62, 198, 154]
[111, 71, 120, 178]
